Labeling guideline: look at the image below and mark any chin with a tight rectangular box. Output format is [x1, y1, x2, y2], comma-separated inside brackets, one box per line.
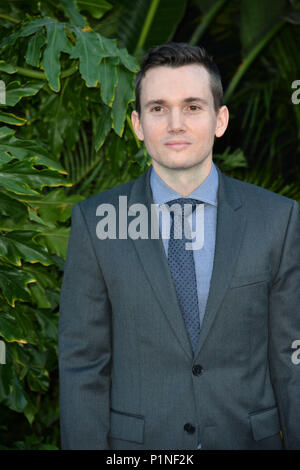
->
[157, 158, 203, 171]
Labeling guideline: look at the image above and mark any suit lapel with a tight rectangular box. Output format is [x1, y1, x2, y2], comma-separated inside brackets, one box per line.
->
[194, 165, 246, 358]
[128, 164, 246, 361]
[128, 166, 194, 359]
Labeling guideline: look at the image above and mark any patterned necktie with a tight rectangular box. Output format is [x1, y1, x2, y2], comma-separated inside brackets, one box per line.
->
[167, 198, 201, 355]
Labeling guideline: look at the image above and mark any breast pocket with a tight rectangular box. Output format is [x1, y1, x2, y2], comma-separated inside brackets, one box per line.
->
[221, 270, 271, 359]
[230, 270, 271, 289]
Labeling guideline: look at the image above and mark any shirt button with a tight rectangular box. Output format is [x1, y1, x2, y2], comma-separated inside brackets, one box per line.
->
[192, 364, 203, 376]
[184, 423, 196, 434]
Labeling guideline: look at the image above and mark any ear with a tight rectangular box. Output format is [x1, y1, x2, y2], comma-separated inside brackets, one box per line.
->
[215, 105, 229, 138]
[131, 110, 144, 141]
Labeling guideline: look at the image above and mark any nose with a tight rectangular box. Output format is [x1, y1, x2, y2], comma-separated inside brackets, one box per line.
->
[167, 108, 186, 134]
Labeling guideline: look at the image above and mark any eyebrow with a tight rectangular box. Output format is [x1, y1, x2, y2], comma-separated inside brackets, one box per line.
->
[144, 97, 209, 108]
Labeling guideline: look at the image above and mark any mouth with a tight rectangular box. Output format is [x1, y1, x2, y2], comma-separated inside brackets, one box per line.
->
[164, 141, 192, 150]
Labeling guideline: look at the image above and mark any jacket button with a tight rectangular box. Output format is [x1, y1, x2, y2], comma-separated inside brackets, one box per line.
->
[184, 423, 196, 434]
[192, 364, 203, 376]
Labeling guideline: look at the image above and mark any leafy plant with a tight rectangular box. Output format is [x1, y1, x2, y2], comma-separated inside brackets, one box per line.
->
[0, 0, 299, 449]
[0, 124, 78, 448]
[0, 0, 143, 449]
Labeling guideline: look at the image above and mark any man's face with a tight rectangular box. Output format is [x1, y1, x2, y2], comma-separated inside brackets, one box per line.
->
[131, 64, 228, 173]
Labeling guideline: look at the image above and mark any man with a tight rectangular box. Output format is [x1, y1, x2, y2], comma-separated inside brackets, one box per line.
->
[58, 43, 300, 450]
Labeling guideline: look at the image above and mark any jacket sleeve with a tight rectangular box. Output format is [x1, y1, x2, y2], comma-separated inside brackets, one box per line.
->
[58, 203, 112, 449]
[268, 200, 300, 449]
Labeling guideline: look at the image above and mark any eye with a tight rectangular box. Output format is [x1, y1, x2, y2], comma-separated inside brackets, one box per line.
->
[150, 106, 164, 113]
[188, 105, 201, 111]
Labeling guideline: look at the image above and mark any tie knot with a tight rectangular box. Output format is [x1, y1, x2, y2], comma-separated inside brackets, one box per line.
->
[166, 198, 201, 217]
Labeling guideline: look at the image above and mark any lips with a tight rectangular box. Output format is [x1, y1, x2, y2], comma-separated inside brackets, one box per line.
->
[164, 141, 191, 149]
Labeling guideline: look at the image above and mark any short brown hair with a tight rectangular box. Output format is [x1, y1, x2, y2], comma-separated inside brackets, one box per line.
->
[134, 42, 223, 115]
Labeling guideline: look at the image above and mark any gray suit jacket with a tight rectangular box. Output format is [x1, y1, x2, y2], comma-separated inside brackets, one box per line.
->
[58, 164, 300, 450]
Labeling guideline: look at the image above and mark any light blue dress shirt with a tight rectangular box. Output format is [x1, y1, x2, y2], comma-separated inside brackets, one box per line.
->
[150, 162, 219, 451]
[150, 161, 219, 328]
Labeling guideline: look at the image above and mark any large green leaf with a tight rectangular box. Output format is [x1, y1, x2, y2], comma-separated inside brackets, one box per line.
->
[0, 312, 28, 343]
[0, 193, 27, 220]
[0, 17, 57, 51]
[33, 189, 82, 223]
[0, 230, 53, 266]
[0, 218, 47, 233]
[0, 111, 26, 126]
[24, 264, 58, 309]
[0, 126, 67, 173]
[0, 61, 16, 74]
[0, 264, 35, 307]
[8, 341, 29, 367]
[69, 28, 109, 87]
[97, 33, 119, 55]
[20, 18, 58, 39]
[1, 80, 44, 107]
[5, 189, 83, 225]
[59, 0, 87, 27]
[0, 159, 70, 196]
[24, 29, 46, 67]
[27, 366, 49, 393]
[41, 22, 73, 92]
[94, 105, 112, 151]
[34, 309, 58, 342]
[28, 207, 55, 229]
[111, 65, 135, 136]
[34, 226, 71, 259]
[118, 47, 139, 73]
[98, 56, 119, 106]
[69, 27, 124, 93]
[5, 372, 28, 413]
[23, 400, 38, 426]
[77, 0, 113, 19]
[0, 126, 14, 139]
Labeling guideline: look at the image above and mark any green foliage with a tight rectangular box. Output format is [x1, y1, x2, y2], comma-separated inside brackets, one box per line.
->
[0, 0, 299, 450]
[0, 127, 76, 448]
[0, 0, 149, 449]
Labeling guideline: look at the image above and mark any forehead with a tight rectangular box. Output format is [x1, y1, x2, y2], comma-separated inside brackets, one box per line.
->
[140, 64, 213, 104]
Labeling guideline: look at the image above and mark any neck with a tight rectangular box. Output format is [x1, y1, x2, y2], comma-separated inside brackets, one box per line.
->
[152, 158, 212, 197]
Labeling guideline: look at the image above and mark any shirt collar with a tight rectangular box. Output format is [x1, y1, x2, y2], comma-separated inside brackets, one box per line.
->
[150, 161, 219, 207]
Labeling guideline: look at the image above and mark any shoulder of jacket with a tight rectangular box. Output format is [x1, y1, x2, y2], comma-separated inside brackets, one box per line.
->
[222, 172, 298, 209]
[73, 175, 142, 214]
